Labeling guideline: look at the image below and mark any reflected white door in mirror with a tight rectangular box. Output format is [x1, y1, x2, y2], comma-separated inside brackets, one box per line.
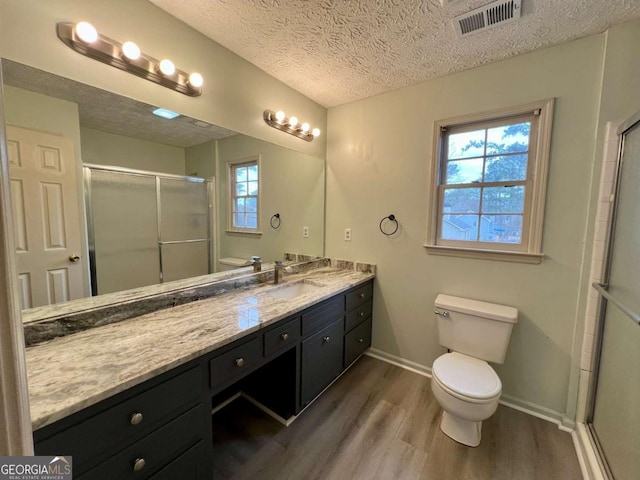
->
[7, 126, 85, 308]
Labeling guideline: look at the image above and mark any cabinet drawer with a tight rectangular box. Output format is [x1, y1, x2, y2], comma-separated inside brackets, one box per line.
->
[345, 317, 372, 367]
[346, 282, 373, 311]
[301, 319, 344, 406]
[78, 404, 205, 480]
[149, 441, 209, 480]
[209, 337, 262, 391]
[264, 317, 300, 357]
[345, 300, 372, 332]
[35, 367, 202, 473]
[301, 296, 344, 337]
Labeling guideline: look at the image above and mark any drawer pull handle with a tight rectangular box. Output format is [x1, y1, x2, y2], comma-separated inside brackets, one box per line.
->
[359, 293, 366, 299]
[235, 358, 245, 367]
[130, 412, 143, 426]
[281, 332, 289, 341]
[358, 338, 364, 343]
[133, 458, 146, 472]
[323, 336, 330, 343]
[359, 312, 365, 317]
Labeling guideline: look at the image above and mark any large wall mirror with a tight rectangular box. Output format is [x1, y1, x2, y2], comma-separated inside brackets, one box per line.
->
[1, 59, 325, 312]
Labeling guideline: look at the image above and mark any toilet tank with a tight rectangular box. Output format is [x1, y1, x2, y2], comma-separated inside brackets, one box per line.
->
[435, 294, 518, 364]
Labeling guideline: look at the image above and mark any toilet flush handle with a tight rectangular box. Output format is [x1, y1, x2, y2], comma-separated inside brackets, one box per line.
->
[434, 310, 449, 317]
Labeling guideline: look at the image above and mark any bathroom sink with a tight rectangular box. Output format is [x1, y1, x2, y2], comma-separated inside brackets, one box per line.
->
[268, 281, 323, 300]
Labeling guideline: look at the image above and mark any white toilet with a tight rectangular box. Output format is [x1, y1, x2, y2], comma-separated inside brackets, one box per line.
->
[431, 294, 518, 447]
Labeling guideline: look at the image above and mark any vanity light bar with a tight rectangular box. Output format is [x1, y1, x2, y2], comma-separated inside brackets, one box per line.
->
[263, 110, 321, 142]
[57, 22, 203, 97]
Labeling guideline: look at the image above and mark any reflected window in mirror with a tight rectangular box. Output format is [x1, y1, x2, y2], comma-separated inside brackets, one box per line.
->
[229, 156, 261, 234]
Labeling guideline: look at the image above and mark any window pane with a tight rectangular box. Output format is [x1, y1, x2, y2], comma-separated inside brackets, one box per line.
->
[447, 129, 485, 160]
[234, 213, 245, 228]
[245, 197, 257, 213]
[445, 158, 483, 184]
[479, 215, 523, 244]
[482, 186, 525, 214]
[235, 167, 247, 182]
[246, 214, 258, 228]
[235, 198, 245, 213]
[486, 122, 530, 155]
[441, 214, 479, 241]
[248, 181, 258, 195]
[443, 187, 480, 213]
[236, 182, 247, 196]
[247, 165, 258, 181]
[484, 154, 528, 182]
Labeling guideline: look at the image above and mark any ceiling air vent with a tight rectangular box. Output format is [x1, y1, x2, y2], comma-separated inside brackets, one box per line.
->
[454, 0, 522, 37]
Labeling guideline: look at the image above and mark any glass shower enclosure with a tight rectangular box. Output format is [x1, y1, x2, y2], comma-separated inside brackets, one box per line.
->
[588, 112, 640, 479]
[83, 164, 214, 295]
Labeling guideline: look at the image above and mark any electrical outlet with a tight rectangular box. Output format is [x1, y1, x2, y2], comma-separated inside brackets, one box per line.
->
[303, 226, 309, 238]
[344, 228, 352, 241]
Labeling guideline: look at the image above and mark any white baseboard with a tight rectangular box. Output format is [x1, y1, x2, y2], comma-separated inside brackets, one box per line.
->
[211, 392, 241, 415]
[365, 349, 573, 433]
[573, 423, 607, 480]
[365, 348, 432, 378]
[241, 392, 295, 427]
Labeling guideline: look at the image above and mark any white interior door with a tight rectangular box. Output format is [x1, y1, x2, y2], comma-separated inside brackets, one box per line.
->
[7, 125, 84, 308]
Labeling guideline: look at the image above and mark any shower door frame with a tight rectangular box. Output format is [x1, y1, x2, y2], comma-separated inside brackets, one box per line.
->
[83, 164, 215, 296]
[586, 109, 640, 479]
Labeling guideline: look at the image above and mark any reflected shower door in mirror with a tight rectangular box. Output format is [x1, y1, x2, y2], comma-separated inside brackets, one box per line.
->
[85, 166, 212, 296]
[2, 59, 325, 311]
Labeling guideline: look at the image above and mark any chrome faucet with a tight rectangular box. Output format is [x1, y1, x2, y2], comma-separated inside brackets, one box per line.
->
[251, 256, 262, 273]
[274, 261, 284, 284]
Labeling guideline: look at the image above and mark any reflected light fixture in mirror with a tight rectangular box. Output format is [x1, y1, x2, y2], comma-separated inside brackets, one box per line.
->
[57, 21, 203, 97]
[263, 110, 321, 142]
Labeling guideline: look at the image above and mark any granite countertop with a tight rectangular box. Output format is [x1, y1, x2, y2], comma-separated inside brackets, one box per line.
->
[26, 266, 375, 430]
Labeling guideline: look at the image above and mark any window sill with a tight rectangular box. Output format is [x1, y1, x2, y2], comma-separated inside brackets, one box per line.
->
[423, 244, 544, 264]
[225, 230, 262, 238]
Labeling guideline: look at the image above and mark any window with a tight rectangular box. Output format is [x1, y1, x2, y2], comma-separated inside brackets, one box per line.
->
[425, 99, 554, 263]
[228, 158, 260, 234]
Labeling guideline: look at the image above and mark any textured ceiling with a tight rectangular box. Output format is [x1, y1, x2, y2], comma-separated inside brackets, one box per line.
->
[1, 60, 236, 148]
[149, 0, 640, 107]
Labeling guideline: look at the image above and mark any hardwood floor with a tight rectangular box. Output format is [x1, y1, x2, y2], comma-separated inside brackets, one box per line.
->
[211, 355, 582, 480]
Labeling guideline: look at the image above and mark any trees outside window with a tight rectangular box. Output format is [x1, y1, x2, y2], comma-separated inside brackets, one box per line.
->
[426, 99, 554, 263]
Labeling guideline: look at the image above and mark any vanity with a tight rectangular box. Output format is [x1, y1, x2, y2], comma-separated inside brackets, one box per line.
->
[26, 264, 374, 479]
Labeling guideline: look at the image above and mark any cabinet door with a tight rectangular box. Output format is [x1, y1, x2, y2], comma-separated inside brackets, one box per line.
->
[301, 319, 344, 407]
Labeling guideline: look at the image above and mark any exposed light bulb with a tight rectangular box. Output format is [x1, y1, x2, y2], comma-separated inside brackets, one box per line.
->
[288, 116, 299, 128]
[275, 111, 286, 123]
[121, 41, 141, 61]
[158, 59, 176, 76]
[75, 22, 98, 44]
[188, 72, 203, 88]
[311, 128, 321, 137]
[301, 123, 310, 133]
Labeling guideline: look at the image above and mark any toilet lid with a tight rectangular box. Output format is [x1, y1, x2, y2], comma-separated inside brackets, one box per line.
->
[432, 352, 501, 400]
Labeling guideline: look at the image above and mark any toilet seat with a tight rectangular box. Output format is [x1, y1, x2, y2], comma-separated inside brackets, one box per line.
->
[432, 352, 501, 402]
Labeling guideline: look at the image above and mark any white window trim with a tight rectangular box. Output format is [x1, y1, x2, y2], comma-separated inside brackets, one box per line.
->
[424, 98, 554, 264]
[226, 155, 262, 236]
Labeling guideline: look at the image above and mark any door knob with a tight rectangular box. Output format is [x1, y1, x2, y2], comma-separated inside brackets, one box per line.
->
[69, 254, 80, 263]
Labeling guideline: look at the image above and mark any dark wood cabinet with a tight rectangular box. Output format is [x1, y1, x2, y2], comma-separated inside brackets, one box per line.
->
[345, 317, 372, 367]
[34, 365, 210, 479]
[33, 279, 374, 479]
[300, 318, 344, 406]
